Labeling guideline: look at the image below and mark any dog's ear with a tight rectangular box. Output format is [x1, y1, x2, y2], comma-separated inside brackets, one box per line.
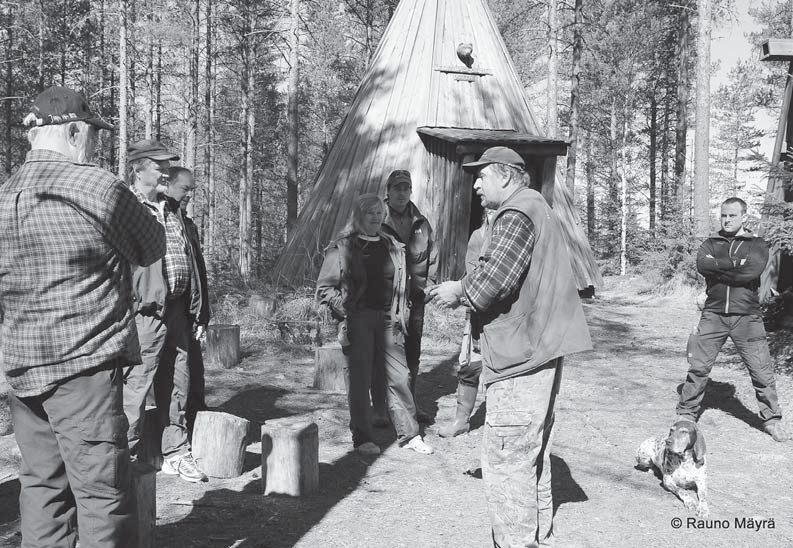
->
[691, 425, 706, 464]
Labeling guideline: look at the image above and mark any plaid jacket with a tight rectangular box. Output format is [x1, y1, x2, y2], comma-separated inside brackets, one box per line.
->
[462, 209, 535, 312]
[0, 149, 166, 397]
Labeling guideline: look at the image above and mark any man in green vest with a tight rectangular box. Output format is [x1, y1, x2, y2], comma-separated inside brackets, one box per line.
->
[428, 146, 592, 548]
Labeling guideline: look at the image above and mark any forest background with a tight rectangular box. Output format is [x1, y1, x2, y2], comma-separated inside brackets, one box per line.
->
[0, 0, 791, 295]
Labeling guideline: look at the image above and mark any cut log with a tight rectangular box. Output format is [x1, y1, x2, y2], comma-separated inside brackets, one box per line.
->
[206, 324, 240, 369]
[248, 294, 277, 318]
[139, 407, 162, 471]
[313, 343, 348, 392]
[261, 418, 318, 496]
[131, 461, 156, 548]
[192, 411, 250, 478]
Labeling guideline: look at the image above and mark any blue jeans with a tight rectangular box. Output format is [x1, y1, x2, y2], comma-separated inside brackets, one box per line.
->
[677, 311, 782, 423]
[482, 358, 562, 548]
[11, 364, 136, 548]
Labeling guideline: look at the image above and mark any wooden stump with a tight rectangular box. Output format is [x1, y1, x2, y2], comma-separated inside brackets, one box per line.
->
[138, 407, 162, 471]
[206, 324, 240, 369]
[192, 411, 250, 478]
[313, 343, 348, 392]
[131, 461, 156, 548]
[261, 418, 319, 496]
[248, 294, 277, 319]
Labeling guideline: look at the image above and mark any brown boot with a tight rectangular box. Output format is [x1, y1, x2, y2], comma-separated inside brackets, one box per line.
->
[439, 384, 478, 438]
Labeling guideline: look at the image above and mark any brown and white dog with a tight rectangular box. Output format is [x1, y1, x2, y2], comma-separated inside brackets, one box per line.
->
[636, 419, 708, 518]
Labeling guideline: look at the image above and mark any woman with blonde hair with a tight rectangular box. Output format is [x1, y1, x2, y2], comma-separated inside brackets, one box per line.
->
[316, 193, 433, 455]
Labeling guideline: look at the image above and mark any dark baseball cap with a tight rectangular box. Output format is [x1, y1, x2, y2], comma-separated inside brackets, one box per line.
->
[387, 170, 412, 188]
[462, 146, 525, 172]
[128, 139, 180, 163]
[24, 86, 113, 130]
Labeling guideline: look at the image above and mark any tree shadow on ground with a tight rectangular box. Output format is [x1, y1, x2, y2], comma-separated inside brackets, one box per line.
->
[155, 451, 380, 548]
[684, 379, 764, 431]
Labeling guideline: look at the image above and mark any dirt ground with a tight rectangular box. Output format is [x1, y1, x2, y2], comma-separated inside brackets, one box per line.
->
[2, 276, 793, 548]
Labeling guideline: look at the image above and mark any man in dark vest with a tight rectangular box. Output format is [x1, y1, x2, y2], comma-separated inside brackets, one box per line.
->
[428, 146, 592, 548]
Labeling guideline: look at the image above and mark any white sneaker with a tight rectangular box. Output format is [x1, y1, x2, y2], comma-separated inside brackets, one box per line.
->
[404, 435, 434, 454]
[354, 441, 381, 455]
[161, 452, 208, 482]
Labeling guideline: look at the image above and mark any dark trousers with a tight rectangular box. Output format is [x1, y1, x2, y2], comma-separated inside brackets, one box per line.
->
[482, 358, 562, 548]
[405, 298, 425, 394]
[11, 365, 136, 548]
[347, 309, 419, 445]
[677, 311, 782, 423]
[185, 336, 207, 433]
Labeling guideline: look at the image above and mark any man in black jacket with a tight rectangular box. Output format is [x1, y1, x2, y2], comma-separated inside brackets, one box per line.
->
[676, 197, 790, 442]
[166, 167, 210, 431]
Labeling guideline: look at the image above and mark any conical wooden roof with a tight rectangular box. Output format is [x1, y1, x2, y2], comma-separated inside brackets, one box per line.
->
[274, 0, 601, 290]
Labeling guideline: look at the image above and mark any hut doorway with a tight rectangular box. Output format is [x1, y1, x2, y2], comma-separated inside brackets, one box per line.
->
[417, 127, 568, 279]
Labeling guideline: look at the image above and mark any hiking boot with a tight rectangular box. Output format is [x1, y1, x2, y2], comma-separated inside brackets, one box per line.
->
[161, 452, 208, 482]
[764, 421, 791, 442]
[354, 441, 381, 455]
[403, 435, 434, 454]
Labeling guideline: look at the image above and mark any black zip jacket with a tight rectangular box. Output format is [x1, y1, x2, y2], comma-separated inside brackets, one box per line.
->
[697, 230, 768, 316]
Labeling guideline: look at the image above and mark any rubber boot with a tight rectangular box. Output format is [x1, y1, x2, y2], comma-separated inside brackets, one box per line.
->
[439, 384, 478, 438]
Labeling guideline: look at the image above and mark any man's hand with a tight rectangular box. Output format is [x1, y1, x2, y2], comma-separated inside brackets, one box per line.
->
[194, 325, 205, 340]
[427, 280, 464, 309]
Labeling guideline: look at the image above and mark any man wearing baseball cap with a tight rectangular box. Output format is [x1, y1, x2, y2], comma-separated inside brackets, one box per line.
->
[124, 139, 208, 482]
[0, 86, 166, 547]
[377, 169, 437, 426]
[428, 146, 591, 548]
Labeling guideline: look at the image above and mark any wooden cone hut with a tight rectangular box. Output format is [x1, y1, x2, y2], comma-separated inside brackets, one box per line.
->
[274, 0, 602, 290]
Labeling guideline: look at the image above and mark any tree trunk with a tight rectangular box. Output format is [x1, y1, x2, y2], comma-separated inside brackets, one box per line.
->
[185, 0, 199, 173]
[674, 8, 690, 200]
[620, 114, 629, 277]
[4, 9, 13, 176]
[155, 41, 162, 141]
[660, 81, 671, 221]
[586, 129, 595, 241]
[204, 0, 215, 274]
[609, 99, 620, 260]
[693, 0, 711, 237]
[286, 0, 300, 239]
[649, 95, 657, 233]
[546, 0, 559, 138]
[38, 1, 44, 91]
[118, 0, 129, 178]
[565, 0, 582, 192]
[238, 10, 255, 280]
[144, 37, 154, 139]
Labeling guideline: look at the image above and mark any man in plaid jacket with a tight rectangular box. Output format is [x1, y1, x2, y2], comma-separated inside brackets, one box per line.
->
[0, 86, 165, 548]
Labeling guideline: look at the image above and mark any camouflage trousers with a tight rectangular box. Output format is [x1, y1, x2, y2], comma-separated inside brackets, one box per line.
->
[482, 358, 563, 548]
